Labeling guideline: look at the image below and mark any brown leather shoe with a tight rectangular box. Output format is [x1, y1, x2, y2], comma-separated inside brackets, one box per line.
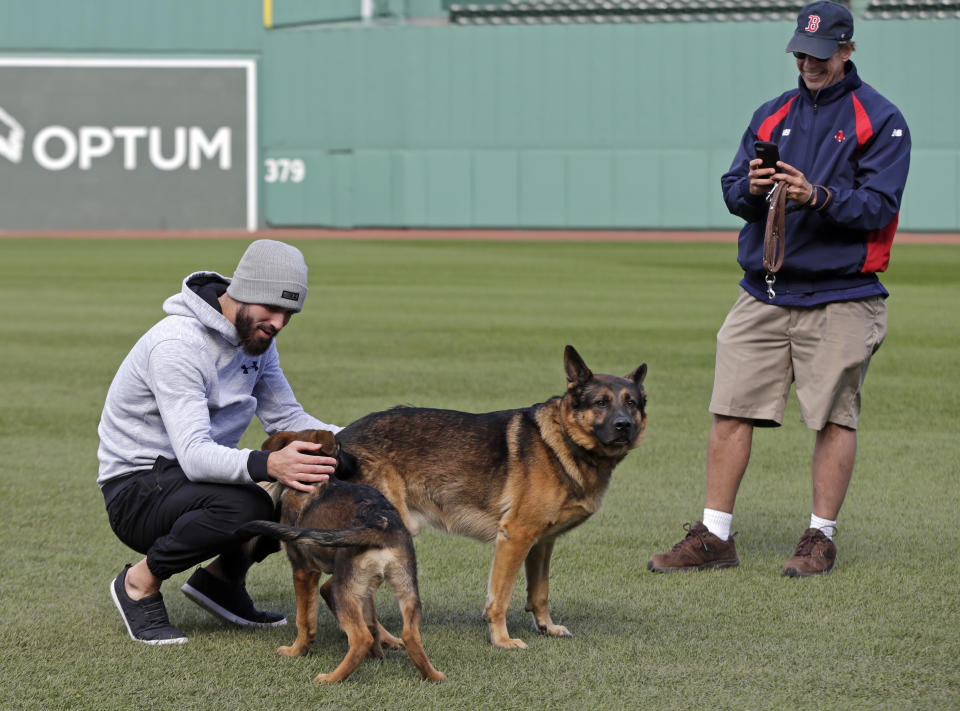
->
[647, 521, 740, 573]
[781, 528, 836, 577]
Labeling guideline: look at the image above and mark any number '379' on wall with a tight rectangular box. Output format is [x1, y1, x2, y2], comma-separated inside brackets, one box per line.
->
[264, 158, 305, 183]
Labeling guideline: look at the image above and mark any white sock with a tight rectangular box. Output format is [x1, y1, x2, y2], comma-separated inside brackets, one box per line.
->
[702, 508, 733, 541]
[810, 513, 837, 540]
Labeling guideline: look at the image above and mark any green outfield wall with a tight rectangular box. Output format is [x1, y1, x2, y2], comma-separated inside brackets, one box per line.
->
[0, 1, 955, 231]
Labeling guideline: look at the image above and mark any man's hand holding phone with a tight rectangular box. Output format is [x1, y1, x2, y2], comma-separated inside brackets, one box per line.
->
[749, 140, 782, 195]
[749, 140, 815, 206]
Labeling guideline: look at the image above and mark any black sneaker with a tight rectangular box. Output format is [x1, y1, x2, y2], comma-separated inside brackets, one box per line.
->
[110, 565, 187, 645]
[181, 567, 286, 628]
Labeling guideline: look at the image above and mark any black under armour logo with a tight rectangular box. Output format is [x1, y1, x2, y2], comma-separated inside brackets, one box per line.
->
[241, 362, 259, 374]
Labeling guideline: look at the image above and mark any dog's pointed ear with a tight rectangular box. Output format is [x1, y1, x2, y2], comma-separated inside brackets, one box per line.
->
[627, 363, 647, 387]
[564, 345, 593, 389]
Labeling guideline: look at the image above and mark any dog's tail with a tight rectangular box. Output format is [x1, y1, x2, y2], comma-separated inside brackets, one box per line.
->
[238, 520, 387, 548]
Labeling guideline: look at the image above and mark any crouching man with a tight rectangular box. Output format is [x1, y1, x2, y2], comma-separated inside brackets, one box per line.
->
[98, 240, 339, 644]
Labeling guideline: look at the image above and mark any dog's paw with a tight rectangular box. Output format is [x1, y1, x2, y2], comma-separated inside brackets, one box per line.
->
[491, 635, 529, 650]
[377, 625, 405, 650]
[539, 623, 572, 638]
[276, 644, 306, 657]
[381, 636, 405, 650]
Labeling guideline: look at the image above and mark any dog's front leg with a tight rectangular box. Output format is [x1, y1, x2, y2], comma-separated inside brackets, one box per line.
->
[278, 568, 321, 657]
[483, 524, 536, 650]
[524, 539, 571, 638]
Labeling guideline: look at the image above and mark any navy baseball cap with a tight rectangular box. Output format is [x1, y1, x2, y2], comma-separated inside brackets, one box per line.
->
[786, 1, 854, 60]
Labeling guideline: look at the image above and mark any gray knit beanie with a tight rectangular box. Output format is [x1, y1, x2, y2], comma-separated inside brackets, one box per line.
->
[226, 239, 308, 312]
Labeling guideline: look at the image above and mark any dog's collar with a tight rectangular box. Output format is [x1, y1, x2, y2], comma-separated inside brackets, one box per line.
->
[560, 428, 623, 475]
[560, 429, 605, 471]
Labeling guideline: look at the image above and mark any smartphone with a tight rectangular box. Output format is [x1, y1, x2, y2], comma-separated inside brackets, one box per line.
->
[754, 141, 780, 172]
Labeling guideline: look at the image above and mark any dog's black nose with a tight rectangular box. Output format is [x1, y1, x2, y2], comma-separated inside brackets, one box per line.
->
[614, 417, 632, 431]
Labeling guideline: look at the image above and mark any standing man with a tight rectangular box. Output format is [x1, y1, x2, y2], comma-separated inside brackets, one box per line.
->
[648, 1, 910, 577]
[98, 239, 340, 644]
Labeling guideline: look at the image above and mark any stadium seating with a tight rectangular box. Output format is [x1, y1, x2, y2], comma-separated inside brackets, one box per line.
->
[863, 0, 960, 20]
[450, 0, 960, 25]
[448, 0, 850, 25]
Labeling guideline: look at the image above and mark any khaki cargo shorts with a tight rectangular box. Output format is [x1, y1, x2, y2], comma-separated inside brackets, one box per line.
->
[709, 289, 887, 430]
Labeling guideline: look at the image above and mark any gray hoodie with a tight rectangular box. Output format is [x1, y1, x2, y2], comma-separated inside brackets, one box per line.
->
[97, 272, 339, 488]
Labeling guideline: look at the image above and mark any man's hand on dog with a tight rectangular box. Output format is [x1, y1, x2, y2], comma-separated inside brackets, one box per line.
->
[267, 440, 335, 492]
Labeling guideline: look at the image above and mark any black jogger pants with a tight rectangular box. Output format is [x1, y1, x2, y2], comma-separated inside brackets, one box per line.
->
[103, 457, 278, 580]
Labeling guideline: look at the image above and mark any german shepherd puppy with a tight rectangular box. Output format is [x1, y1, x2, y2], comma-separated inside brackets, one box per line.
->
[333, 345, 647, 650]
[239, 429, 445, 683]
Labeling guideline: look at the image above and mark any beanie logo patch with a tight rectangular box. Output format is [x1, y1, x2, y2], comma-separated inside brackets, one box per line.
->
[281, 290, 300, 302]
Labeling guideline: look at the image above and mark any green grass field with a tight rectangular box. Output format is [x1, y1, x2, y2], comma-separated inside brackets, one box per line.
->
[1, 237, 958, 710]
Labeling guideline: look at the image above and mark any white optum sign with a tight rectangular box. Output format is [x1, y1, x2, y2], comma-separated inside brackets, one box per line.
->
[25, 125, 233, 172]
[0, 58, 257, 231]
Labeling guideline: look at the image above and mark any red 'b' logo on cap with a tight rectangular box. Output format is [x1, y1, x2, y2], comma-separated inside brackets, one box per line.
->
[804, 15, 821, 32]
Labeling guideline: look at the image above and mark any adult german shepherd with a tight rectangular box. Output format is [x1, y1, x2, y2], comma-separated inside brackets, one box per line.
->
[333, 345, 648, 650]
[239, 430, 445, 683]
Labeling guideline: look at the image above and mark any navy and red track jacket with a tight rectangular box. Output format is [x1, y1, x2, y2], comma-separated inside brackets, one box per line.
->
[721, 61, 911, 306]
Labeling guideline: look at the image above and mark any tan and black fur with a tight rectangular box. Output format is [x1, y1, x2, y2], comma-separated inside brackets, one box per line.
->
[239, 429, 445, 683]
[331, 345, 648, 649]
